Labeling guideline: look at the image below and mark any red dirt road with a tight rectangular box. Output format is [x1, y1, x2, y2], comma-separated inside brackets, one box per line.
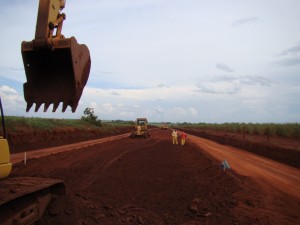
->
[10, 129, 300, 225]
[188, 135, 300, 199]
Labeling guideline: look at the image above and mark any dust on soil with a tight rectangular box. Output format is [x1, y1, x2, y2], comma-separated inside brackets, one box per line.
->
[10, 129, 300, 225]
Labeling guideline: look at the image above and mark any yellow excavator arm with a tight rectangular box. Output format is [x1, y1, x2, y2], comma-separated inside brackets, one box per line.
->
[21, 0, 91, 113]
[34, 0, 66, 41]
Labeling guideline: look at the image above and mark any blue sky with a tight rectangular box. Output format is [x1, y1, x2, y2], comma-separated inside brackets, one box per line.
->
[0, 0, 300, 123]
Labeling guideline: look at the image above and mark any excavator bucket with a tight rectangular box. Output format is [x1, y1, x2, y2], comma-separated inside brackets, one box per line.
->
[21, 0, 91, 113]
[21, 37, 91, 112]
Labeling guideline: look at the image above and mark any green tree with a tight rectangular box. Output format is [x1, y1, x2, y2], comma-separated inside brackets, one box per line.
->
[81, 108, 102, 127]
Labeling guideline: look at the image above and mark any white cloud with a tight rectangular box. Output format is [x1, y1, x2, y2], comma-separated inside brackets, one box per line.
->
[0, 85, 24, 113]
[196, 79, 241, 95]
[119, 111, 134, 117]
[1, 0, 300, 123]
[274, 43, 300, 67]
[102, 103, 114, 113]
[231, 17, 262, 27]
[167, 106, 199, 122]
[188, 107, 198, 117]
[278, 43, 300, 56]
[196, 75, 273, 95]
[110, 91, 121, 96]
[0, 85, 17, 95]
[216, 63, 234, 73]
[90, 102, 98, 109]
[275, 57, 300, 67]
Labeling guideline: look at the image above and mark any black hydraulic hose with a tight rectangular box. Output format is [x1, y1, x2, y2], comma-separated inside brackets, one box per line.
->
[0, 97, 7, 139]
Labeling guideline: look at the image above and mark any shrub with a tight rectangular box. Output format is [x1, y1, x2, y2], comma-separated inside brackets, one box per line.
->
[81, 108, 102, 127]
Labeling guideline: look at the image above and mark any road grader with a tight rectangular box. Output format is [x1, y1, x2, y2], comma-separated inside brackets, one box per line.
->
[130, 118, 150, 139]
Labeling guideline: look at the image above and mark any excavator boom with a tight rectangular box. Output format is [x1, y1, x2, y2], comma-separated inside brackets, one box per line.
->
[21, 0, 91, 112]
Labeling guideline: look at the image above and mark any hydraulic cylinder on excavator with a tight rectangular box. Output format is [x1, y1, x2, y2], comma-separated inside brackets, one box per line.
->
[21, 0, 91, 112]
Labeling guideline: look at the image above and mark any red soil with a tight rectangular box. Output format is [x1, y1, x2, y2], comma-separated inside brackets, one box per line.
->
[7, 126, 132, 153]
[9, 129, 300, 225]
[177, 128, 300, 169]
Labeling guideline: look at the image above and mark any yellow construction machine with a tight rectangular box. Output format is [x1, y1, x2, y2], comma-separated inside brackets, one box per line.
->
[0, 0, 91, 223]
[0, 97, 66, 224]
[22, 0, 91, 112]
[130, 118, 150, 139]
[160, 123, 169, 130]
[0, 98, 12, 180]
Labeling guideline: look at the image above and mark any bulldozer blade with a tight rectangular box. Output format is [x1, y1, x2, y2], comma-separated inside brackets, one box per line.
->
[21, 37, 91, 112]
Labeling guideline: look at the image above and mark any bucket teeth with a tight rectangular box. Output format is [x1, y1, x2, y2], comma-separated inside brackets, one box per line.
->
[71, 105, 76, 113]
[35, 103, 42, 112]
[22, 37, 91, 113]
[26, 102, 33, 112]
[52, 102, 60, 112]
[25, 101, 77, 112]
[44, 103, 51, 112]
[62, 102, 68, 112]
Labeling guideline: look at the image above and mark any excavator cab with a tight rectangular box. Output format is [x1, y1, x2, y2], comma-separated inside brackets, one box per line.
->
[21, 0, 91, 113]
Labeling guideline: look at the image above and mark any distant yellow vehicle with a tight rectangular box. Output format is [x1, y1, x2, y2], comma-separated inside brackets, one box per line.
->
[130, 118, 150, 138]
[160, 123, 169, 130]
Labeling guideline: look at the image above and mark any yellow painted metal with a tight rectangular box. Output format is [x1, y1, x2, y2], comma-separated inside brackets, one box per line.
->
[35, 0, 65, 39]
[0, 138, 12, 179]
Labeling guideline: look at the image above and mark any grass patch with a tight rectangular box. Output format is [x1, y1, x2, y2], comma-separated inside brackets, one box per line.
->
[5, 116, 88, 131]
[3, 116, 133, 133]
[174, 122, 300, 138]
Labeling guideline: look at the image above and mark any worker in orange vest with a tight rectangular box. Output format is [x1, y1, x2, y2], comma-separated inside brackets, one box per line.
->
[180, 131, 187, 146]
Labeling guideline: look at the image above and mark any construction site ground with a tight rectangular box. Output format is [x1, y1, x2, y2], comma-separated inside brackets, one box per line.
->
[10, 128, 300, 225]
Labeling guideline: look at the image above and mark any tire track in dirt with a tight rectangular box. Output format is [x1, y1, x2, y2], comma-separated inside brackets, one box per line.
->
[79, 148, 132, 190]
[76, 135, 163, 190]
